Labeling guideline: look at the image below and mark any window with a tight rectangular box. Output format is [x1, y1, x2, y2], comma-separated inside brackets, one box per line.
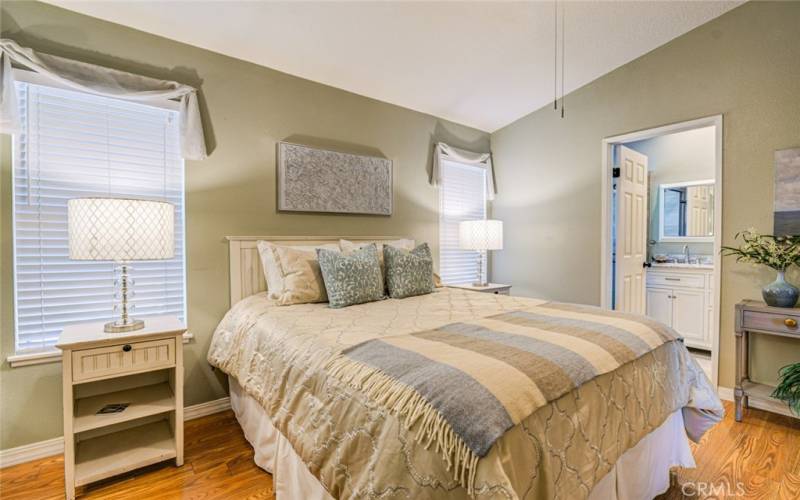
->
[438, 159, 488, 285]
[663, 188, 685, 237]
[11, 80, 186, 353]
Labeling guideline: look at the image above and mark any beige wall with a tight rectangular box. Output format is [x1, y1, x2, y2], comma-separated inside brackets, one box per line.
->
[0, 1, 489, 450]
[491, 1, 800, 389]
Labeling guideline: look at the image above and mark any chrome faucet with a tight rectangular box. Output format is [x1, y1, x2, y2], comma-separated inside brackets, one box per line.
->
[683, 244, 690, 264]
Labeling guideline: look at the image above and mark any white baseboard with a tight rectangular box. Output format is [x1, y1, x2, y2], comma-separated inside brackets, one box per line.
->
[0, 437, 64, 469]
[717, 386, 797, 419]
[184, 396, 232, 421]
[718, 386, 734, 401]
[0, 396, 231, 469]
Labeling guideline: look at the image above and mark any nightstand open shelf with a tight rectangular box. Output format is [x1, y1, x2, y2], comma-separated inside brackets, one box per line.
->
[74, 382, 176, 433]
[75, 419, 176, 487]
[57, 316, 186, 499]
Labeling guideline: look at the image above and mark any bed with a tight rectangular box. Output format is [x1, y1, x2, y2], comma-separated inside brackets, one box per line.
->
[208, 236, 724, 499]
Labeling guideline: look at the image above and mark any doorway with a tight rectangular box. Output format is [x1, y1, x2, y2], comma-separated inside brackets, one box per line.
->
[600, 115, 722, 388]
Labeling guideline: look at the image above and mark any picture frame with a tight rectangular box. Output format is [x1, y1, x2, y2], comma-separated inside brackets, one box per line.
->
[277, 142, 393, 215]
[774, 147, 800, 236]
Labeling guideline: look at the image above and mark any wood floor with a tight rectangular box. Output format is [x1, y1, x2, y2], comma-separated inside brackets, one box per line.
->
[0, 411, 274, 500]
[1, 401, 797, 499]
[657, 401, 800, 500]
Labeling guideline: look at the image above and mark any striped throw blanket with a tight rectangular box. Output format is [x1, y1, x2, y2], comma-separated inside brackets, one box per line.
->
[326, 302, 680, 493]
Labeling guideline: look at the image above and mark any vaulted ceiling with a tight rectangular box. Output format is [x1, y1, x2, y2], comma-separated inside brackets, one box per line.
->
[45, 1, 743, 132]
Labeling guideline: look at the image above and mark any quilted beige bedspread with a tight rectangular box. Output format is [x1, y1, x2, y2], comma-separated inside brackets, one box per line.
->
[207, 288, 723, 499]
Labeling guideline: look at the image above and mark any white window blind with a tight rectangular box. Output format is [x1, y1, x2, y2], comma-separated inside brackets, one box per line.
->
[438, 159, 487, 285]
[12, 81, 186, 353]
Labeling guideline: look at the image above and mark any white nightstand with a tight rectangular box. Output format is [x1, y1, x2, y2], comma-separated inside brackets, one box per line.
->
[449, 283, 512, 295]
[56, 316, 186, 499]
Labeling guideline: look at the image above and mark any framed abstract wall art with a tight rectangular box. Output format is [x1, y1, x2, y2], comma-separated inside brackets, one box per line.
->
[277, 142, 392, 215]
[774, 147, 800, 236]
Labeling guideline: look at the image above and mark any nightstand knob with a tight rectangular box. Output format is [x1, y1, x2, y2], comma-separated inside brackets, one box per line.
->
[785, 318, 798, 328]
[122, 344, 132, 352]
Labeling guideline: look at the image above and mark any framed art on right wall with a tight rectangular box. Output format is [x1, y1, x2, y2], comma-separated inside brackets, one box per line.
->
[774, 147, 800, 236]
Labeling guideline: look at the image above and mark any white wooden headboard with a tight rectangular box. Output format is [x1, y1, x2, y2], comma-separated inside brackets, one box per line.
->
[226, 236, 406, 306]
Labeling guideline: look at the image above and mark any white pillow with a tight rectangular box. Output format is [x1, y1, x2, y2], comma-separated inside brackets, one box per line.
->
[256, 241, 339, 305]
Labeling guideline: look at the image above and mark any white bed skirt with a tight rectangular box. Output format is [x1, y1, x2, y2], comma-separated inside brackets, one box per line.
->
[229, 377, 694, 500]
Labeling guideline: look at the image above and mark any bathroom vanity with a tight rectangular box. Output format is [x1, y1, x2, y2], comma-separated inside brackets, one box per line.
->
[646, 263, 714, 350]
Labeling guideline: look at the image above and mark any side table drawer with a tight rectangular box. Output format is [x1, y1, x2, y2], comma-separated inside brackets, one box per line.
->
[72, 338, 176, 382]
[741, 310, 800, 336]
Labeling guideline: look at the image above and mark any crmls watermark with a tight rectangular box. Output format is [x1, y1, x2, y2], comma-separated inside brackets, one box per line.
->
[680, 481, 746, 497]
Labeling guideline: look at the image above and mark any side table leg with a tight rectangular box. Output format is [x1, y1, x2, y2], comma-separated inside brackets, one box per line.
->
[742, 331, 750, 410]
[734, 390, 743, 422]
[734, 330, 745, 422]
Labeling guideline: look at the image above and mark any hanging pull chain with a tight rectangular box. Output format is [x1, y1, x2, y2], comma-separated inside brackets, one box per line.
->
[554, 0, 558, 111]
[561, 0, 566, 118]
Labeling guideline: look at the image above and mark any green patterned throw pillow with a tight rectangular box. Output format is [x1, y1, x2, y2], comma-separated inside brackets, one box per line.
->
[384, 243, 435, 299]
[317, 244, 384, 308]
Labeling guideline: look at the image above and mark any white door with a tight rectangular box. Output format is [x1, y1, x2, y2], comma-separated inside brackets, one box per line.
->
[614, 146, 649, 314]
[686, 185, 711, 237]
[672, 288, 706, 345]
[646, 287, 673, 326]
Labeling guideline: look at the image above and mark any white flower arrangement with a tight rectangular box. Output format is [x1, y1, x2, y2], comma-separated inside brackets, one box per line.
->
[721, 229, 800, 272]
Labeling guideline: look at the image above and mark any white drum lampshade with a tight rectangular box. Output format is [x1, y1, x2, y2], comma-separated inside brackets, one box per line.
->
[68, 198, 174, 261]
[459, 219, 503, 251]
[458, 219, 503, 287]
[68, 198, 175, 332]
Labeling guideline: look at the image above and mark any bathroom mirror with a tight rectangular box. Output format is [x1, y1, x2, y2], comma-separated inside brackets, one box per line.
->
[658, 180, 715, 241]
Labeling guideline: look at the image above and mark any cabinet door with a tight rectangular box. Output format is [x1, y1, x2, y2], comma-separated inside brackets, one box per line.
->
[672, 288, 706, 345]
[646, 288, 673, 327]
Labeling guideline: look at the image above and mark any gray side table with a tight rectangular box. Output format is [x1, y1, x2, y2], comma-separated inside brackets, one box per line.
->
[734, 300, 800, 422]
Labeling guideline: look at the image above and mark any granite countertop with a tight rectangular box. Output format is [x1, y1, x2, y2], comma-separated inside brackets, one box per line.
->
[651, 262, 714, 270]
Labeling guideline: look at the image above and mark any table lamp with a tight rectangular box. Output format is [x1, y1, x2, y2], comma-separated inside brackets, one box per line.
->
[459, 219, 503, 287]
[68, 198, 175, 333]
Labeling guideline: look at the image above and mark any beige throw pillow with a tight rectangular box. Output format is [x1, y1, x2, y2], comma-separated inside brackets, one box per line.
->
[256, 241, 338, 305]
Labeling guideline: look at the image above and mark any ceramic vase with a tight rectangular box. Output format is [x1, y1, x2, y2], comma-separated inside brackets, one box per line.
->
[762, 270, 799, 308]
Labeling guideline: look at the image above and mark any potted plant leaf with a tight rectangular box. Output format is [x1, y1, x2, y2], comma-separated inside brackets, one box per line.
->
[772, 363, 800, 415]
[721, 230, 800, 307]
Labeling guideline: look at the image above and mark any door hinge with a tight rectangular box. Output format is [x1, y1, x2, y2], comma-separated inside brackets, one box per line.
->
[612, 167, 620, 178]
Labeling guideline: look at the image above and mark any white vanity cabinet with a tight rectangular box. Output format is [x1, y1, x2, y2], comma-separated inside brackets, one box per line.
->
[646, 288, 674, 327]
[646, 266, 713, 350]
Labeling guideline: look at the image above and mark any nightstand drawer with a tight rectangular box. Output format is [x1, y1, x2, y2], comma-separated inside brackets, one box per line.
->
[72, 338, 176, 382]
[741, 310, 800, 336]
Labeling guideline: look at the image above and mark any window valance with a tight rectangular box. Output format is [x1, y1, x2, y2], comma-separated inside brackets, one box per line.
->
[0, 38, 207, 160]
[431, 142, 496, 200]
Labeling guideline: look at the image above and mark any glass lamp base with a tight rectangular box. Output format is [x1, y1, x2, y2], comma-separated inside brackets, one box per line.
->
[104, 319, 145, 333]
